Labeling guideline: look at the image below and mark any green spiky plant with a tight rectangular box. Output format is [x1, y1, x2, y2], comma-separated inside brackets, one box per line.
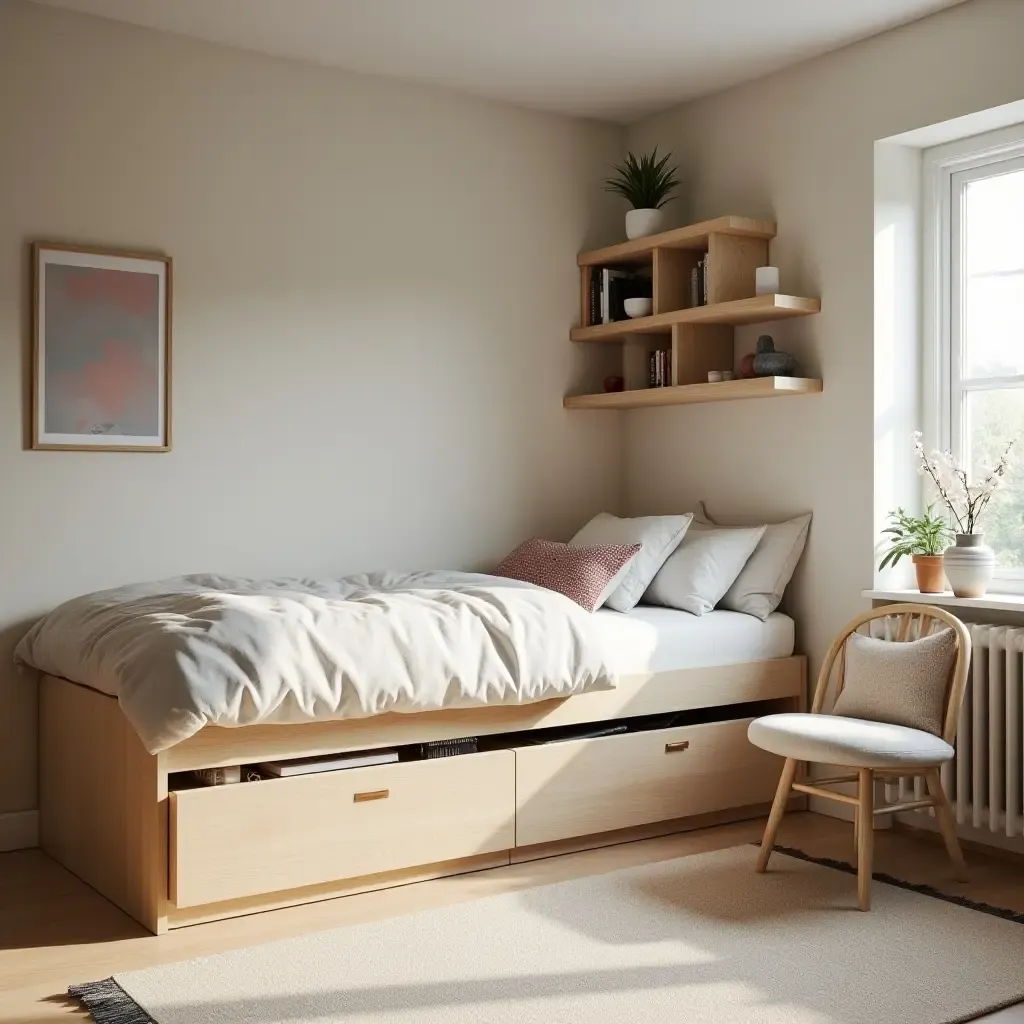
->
[878, 505, 952, 571]
[604, 148, 680, 210]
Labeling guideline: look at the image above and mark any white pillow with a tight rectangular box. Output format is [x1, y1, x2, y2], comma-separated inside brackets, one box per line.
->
[570, 513, 692, 612]
[694, 502, 811, 621]
[643, 525, 766, 616]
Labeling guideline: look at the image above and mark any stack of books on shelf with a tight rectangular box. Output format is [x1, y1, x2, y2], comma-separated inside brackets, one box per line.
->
[649, 350, 671, 388]
[690, 255, 709, 307]
[589, 267, 651, 324]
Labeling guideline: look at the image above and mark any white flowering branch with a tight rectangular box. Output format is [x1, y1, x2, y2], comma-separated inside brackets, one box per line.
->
[911, 431, 1014, 535]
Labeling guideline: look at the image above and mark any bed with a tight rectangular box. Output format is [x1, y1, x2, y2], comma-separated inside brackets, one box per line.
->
[594, 606, 795, 674]
[26, 574, 805, 934]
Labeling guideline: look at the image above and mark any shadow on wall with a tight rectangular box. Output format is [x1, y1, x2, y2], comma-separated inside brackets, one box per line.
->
[0, 618, 43, 814]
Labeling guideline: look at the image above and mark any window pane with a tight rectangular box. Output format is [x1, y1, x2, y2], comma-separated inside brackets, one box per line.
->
[962, 167, 1024, 378]
[964, 167, 1024, 275]
[964, 274, 1024, 377]
[964, 388, 1024, 568]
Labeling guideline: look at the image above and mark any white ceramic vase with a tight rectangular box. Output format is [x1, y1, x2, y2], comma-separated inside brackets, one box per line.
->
[625, 208, 667, 240]
[942, 533, 995, 598]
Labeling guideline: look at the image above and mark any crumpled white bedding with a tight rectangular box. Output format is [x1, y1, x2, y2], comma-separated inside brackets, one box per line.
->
[14, 570, 617, 754]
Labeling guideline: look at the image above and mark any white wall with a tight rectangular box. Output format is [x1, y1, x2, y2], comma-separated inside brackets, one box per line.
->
[873, 139, 923, 592]
[623, 0, 1024, 682]
[6, 0, 1023, 827]
[0, 0, 625, 815]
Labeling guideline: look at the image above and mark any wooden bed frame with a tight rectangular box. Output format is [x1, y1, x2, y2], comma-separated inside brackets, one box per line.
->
[39, 656, 806, 935]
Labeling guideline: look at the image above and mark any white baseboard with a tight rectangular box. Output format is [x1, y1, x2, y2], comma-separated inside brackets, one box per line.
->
[0, 809, 39, 851]
[809, 787, 893, 828]
[812, 793, 1024, 853]
[809, 794, 854, 822]
[895, 810, 1024, 855]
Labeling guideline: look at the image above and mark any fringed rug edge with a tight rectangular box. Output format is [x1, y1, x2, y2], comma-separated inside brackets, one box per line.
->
[68, 977, 157, 1024]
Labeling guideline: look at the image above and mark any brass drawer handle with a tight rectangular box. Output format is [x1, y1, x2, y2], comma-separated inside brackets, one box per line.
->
[353, 789, 390, 803]
[665, 740, 690, 754]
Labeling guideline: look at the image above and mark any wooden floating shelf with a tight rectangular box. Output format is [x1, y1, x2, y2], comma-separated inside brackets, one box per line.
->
[563, 376, 822, 410]
[571, 295, 821, 342]
[571, 215, 822, 411]
[578, 216, 776, 267]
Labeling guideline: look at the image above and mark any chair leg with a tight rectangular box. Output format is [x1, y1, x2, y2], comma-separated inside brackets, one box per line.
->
[756, 757, 798, 873]
[857, 768, 874, 911]
[925, 767, 968, 881]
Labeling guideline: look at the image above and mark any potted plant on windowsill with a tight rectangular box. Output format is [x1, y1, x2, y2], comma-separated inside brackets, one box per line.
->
[604, 148, 680, 240]
[879, 506, 951, 594]
[912, 431, 1015, 598]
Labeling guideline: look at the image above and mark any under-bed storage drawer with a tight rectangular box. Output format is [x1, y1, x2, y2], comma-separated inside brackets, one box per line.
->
[170, 749, 515, 908]
[514, 718, 781, 848]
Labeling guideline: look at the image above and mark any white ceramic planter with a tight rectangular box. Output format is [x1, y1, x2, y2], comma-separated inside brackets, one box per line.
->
[942, 533, 995, 598]
[625, 208, 667, 240]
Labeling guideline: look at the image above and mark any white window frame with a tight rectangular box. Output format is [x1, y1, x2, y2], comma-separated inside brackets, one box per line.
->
[923, 123, 1024, 587]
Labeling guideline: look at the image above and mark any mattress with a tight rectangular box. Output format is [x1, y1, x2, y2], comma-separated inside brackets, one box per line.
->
[592, 605, 795, 676]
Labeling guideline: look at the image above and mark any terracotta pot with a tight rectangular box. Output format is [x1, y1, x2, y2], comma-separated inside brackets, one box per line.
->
[912, 554, 946, 594]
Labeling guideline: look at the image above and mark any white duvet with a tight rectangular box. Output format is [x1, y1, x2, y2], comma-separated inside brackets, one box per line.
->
[14, 571, 617, 754]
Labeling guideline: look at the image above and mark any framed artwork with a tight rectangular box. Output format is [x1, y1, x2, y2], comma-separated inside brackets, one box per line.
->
[32, 243, 172, 451]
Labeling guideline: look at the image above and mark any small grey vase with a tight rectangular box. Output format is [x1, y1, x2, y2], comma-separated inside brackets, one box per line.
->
[752, 335, 798, 377]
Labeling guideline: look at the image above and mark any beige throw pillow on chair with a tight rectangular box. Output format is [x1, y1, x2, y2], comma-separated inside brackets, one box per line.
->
[831, 628, 958, 737]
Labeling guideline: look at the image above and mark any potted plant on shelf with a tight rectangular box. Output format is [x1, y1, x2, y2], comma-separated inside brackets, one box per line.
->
[912, 431, 1015, 598]
[879, 506, 951, 594]
[604, 148, 680, 240]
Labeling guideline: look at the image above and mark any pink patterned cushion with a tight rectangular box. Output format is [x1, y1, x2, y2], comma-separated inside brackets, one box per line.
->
[495, 538, 641, 612]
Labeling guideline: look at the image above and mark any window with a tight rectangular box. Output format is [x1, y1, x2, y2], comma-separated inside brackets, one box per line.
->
[926, 126, 1024, 577]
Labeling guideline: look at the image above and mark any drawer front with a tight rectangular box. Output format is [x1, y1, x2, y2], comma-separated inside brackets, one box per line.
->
[514, 718, 781, 848]
[170, 749, 515, 908]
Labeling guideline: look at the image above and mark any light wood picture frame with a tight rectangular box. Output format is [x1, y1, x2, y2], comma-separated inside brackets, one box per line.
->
[32, 242, 172, 451]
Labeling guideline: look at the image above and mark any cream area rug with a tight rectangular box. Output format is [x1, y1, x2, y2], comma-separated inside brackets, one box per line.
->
[72, 845, 1024, 1024]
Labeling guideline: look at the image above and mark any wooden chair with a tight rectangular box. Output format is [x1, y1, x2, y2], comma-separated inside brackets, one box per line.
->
[749, 603, 972, 910]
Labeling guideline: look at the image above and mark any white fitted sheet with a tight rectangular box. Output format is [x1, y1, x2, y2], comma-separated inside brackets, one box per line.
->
[592, 605, 795, 676]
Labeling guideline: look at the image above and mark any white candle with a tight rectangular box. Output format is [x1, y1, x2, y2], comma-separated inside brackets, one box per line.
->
[755, 266, 780, 295]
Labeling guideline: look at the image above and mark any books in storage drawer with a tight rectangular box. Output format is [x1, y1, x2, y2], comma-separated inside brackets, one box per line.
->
[259, 749, 399, 777]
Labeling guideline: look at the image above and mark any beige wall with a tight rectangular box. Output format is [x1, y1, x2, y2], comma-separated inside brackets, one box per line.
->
[0, 0, 625, 815]
[5, 0, 1022, 825]
[624, 0, 1024, 686]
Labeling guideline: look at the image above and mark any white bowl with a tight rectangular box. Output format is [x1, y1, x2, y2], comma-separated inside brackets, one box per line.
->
[623, 297, 652, 318]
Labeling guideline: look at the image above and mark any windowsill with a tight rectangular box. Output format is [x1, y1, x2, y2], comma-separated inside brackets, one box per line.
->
[863, 588, 1024, 614]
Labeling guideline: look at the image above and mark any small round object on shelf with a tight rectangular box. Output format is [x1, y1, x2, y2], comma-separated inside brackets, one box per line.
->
[623, 297, 652, 318]
[603, 375, 625, 393]
[752, 335, 798, 377]
[739, 353, 756, 378]
[707, 371, 723, 383]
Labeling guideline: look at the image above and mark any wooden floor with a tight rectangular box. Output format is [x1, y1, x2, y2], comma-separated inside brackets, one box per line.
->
[2, 811, 1023, 1023]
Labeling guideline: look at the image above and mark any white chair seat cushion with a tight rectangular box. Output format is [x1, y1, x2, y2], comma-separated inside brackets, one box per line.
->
[748, 713, 955, 769]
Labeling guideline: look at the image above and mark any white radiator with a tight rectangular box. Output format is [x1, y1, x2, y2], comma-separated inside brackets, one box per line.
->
[885, 623, 1024, 839]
